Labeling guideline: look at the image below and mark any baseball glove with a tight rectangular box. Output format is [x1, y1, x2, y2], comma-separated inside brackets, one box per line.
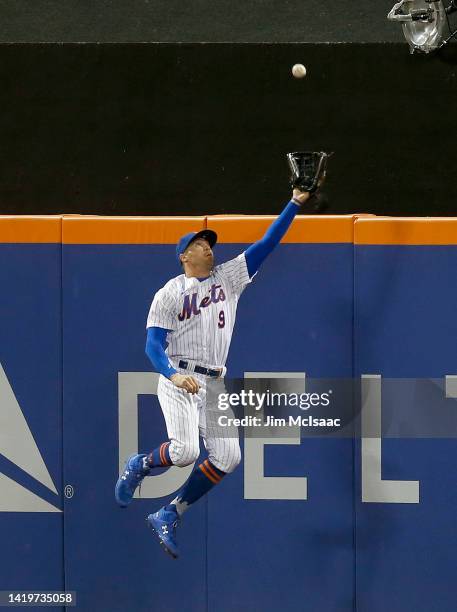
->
[286, 151, 332, 194]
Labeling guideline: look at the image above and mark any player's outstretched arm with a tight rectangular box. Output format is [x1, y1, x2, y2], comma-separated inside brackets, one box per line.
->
[244, 189, 310, 278]
[145, 327, 199, 394]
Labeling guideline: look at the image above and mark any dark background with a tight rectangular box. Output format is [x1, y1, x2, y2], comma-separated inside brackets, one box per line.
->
[0, 1, 405, 44]
[0, 3, 456, 217]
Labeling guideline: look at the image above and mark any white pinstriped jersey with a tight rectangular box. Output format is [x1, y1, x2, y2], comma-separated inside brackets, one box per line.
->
[146, 252, 252, 368]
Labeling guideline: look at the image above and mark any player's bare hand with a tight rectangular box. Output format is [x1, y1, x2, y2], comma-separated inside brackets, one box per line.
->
[170, 373, 200, 394]
[292, 189, 311, 205]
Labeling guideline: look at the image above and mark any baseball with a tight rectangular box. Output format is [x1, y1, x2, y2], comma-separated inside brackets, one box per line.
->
[292, 63, 307, 79]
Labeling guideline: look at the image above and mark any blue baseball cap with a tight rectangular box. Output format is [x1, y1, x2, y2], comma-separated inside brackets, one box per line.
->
[176, 229, 217, 264]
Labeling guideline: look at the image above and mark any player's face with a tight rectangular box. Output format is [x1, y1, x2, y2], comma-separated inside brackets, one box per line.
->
[184, 238, 214, 269]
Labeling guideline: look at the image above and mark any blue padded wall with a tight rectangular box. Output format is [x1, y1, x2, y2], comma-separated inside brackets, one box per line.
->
[208, 243, 355, 612]
[354, 244, 457, 612]
[3, 217, 457, 612]
[0, 242, 63, 609]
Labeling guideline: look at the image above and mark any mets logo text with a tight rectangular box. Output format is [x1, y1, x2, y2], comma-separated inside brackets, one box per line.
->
[178, 284, 226, 321]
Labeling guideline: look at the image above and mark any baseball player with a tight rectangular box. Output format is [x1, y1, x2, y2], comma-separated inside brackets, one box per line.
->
[115, 187, 312, 558]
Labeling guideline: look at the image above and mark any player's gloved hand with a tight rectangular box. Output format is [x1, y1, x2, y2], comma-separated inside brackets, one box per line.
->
[292, 189, 311, 205]
[170, 373, 200, 394]
[292, 172, 328, 212]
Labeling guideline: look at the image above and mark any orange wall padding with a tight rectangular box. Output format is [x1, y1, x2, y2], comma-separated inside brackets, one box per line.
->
[355, 218, 457, 245]
[2, 214, 457, 246]
[0, 216, 62, 243]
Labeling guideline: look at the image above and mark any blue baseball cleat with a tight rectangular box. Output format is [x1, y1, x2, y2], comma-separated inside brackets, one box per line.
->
[146, 507, 180, 559]
[115, 453, 150, 507]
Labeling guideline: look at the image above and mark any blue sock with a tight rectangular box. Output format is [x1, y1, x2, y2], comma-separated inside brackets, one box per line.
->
[166, 459, 225, 515]
[147, 442, 172, 468]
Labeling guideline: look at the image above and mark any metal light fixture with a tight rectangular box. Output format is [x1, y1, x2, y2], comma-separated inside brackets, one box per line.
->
[388, 0, 457, 53]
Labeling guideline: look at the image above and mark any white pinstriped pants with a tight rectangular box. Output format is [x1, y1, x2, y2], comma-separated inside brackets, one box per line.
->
[157, 371, 241, 473]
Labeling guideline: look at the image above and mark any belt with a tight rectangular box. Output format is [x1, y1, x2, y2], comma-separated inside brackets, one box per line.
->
[178, 360, 222, 378]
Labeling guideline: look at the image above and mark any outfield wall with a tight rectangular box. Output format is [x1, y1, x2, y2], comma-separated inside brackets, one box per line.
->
[0, 214, 456, 612]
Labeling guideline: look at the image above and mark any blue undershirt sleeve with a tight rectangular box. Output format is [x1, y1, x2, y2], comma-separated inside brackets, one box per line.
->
[245, 200, 300, 277]
[145, 326, 178, 379]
